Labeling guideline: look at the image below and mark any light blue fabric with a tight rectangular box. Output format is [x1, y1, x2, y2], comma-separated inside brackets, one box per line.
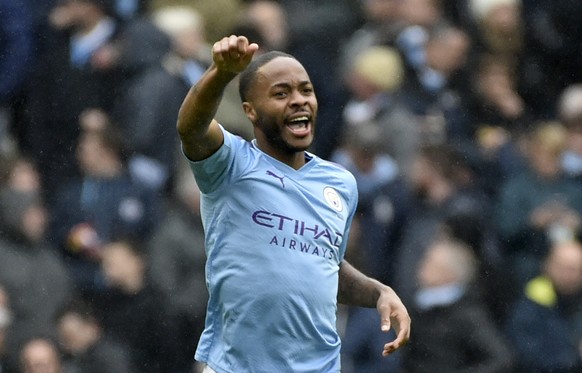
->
[414, 284, 466, 311]
[188, 126, 358, 373]
[70, 18, 116, 67]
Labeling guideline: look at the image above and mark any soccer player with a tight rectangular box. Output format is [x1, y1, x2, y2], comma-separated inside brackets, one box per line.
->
[177, 35, 411, 373]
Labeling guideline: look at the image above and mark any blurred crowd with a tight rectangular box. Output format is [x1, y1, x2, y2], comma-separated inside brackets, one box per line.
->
[1, 0, 582, 372]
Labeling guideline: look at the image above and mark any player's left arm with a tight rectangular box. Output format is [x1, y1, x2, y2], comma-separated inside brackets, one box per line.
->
[338, 260, 411, 356]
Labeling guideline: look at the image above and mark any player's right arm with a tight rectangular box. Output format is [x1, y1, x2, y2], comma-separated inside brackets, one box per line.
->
[177, 35, 259, 161]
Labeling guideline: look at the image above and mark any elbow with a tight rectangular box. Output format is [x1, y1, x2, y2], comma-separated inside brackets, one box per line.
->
[176, 108, 189, 138]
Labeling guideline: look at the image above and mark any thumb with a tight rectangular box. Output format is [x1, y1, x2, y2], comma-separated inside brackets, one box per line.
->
[242, 43, 259, 63]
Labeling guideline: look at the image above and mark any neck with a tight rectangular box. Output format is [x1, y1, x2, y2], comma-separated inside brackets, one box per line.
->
[255, 139, 306, 170]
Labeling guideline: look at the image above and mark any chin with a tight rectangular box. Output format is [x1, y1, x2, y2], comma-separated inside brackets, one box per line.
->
[287, 138, 313, 152]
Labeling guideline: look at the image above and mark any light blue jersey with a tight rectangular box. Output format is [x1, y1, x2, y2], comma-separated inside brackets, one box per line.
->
[188, 126, 358, 373]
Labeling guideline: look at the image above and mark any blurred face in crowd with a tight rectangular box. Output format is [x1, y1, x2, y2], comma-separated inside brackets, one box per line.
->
[50, 0, 105, 31]
[426, 29, 470, 76]
[76, 132, 107, 174]
[21, 205, 48, 243]
[57, 313, 99, 354]
[529, 144, 562, 179]
[527, 124, 566, 179]
[362, 0, 400, 23]
[544, 242, 582, 296]
[408, 155, 434, 198]
[20, 339, 62, 373]
[76, 130, 122, 177]
[8, 159, 42, 193]
[482, 3, 522, 35]
[246, 0, 288, 51]
[417, 243, 458, 288]
[101, 241, 146, 294]
[244, 57, 318, 160]
[399, 0, 441, 27]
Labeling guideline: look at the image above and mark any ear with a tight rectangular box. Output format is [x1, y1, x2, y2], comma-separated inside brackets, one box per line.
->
[242, 102, 257, 123]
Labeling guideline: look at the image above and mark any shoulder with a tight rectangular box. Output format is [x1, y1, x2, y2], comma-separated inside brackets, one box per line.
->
[313, 155, 357, 183]
[313, 157, 357, 192]
[310, 155, 359, 210]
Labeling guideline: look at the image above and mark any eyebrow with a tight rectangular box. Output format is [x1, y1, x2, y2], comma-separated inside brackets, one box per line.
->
[270, 80, 312, 89]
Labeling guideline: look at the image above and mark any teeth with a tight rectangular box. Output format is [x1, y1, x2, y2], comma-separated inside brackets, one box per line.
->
[289, 116, 309, 122]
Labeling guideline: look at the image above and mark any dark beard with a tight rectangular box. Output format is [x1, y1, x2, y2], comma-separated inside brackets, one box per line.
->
[255, 115, 309, 153]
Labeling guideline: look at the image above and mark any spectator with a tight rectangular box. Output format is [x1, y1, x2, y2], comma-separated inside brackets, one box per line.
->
[148, 159, 208, 372]
[149, 0, 243, 43]
[23, 0, 126, 203]
[0, 184, 72, 368]
[243, 0, 289, 52]
[558, 84, 582, 182]
[49, 121, 160, 295]
[56, 298, 134, 373]
[398, 24, 472, 143]
[505, 240, 582, 373]
[393, 143, 490, 304]
[395, 0, 449, 75]
[496, 121, 582, 288]
[338, 0, 405, 80]
[402, 238, 514, 372]
[0, 0, 35, 157]
[340, 45, 421, 174]
[332, 124, 411, 285]
[520, 0, 582, 118]
[467, 54, 532, 139]
[467, 0, 523, 64]
[19, 337, 62, 373]
[113, 5, 210, 192]
[94, 239, 179, 372]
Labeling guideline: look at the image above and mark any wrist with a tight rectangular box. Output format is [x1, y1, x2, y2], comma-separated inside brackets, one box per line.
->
[209, 63, 239, 85]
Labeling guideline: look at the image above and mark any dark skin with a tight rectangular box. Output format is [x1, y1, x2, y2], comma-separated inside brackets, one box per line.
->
[177, 35, 410, 356]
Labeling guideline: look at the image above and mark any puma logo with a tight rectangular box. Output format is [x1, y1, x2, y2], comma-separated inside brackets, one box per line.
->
[266, 170, 285, 188]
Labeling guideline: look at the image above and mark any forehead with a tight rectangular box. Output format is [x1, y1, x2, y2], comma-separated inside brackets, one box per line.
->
[255, 57, 311, 87]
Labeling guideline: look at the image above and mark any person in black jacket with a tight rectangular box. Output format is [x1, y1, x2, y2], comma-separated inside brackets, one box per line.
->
[402, 238, 514, 373]
[56, 298, 134, 373]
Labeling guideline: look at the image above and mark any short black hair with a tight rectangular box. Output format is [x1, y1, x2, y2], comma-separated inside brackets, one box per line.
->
[238, 51, 296, 102]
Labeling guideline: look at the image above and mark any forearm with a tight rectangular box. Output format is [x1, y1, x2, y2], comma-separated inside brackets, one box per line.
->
[177, 64, 236, 139]
[338, 260, 388, 307]
[176, 64, 236, 160]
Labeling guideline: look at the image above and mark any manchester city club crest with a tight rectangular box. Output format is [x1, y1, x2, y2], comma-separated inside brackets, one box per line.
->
[323, 187, 343, 212]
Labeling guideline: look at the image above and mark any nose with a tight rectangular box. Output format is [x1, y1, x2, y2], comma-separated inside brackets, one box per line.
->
[289, 89, 308, 107]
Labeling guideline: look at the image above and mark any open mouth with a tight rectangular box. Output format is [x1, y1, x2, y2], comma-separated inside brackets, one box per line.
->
[286, 115, 311, 136]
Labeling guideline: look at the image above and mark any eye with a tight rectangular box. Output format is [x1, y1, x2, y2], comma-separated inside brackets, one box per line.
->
[302, 87, 314, 94]
[273, 91, 287, 98]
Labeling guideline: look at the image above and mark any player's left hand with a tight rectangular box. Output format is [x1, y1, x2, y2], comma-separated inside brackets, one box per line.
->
[377, 287, 411, 356]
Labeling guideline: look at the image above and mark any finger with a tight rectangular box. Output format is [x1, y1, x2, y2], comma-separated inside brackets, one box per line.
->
[382, 341, 400, 357]
[241, 43, 259, 64]
[377, 302, 392, 332]
[215, 37, 232, 62]
[380, 317, 391, 333]
[237, 35, 249, 54]
[228, 35, 241, 60]
[212, 41, 225, 64]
